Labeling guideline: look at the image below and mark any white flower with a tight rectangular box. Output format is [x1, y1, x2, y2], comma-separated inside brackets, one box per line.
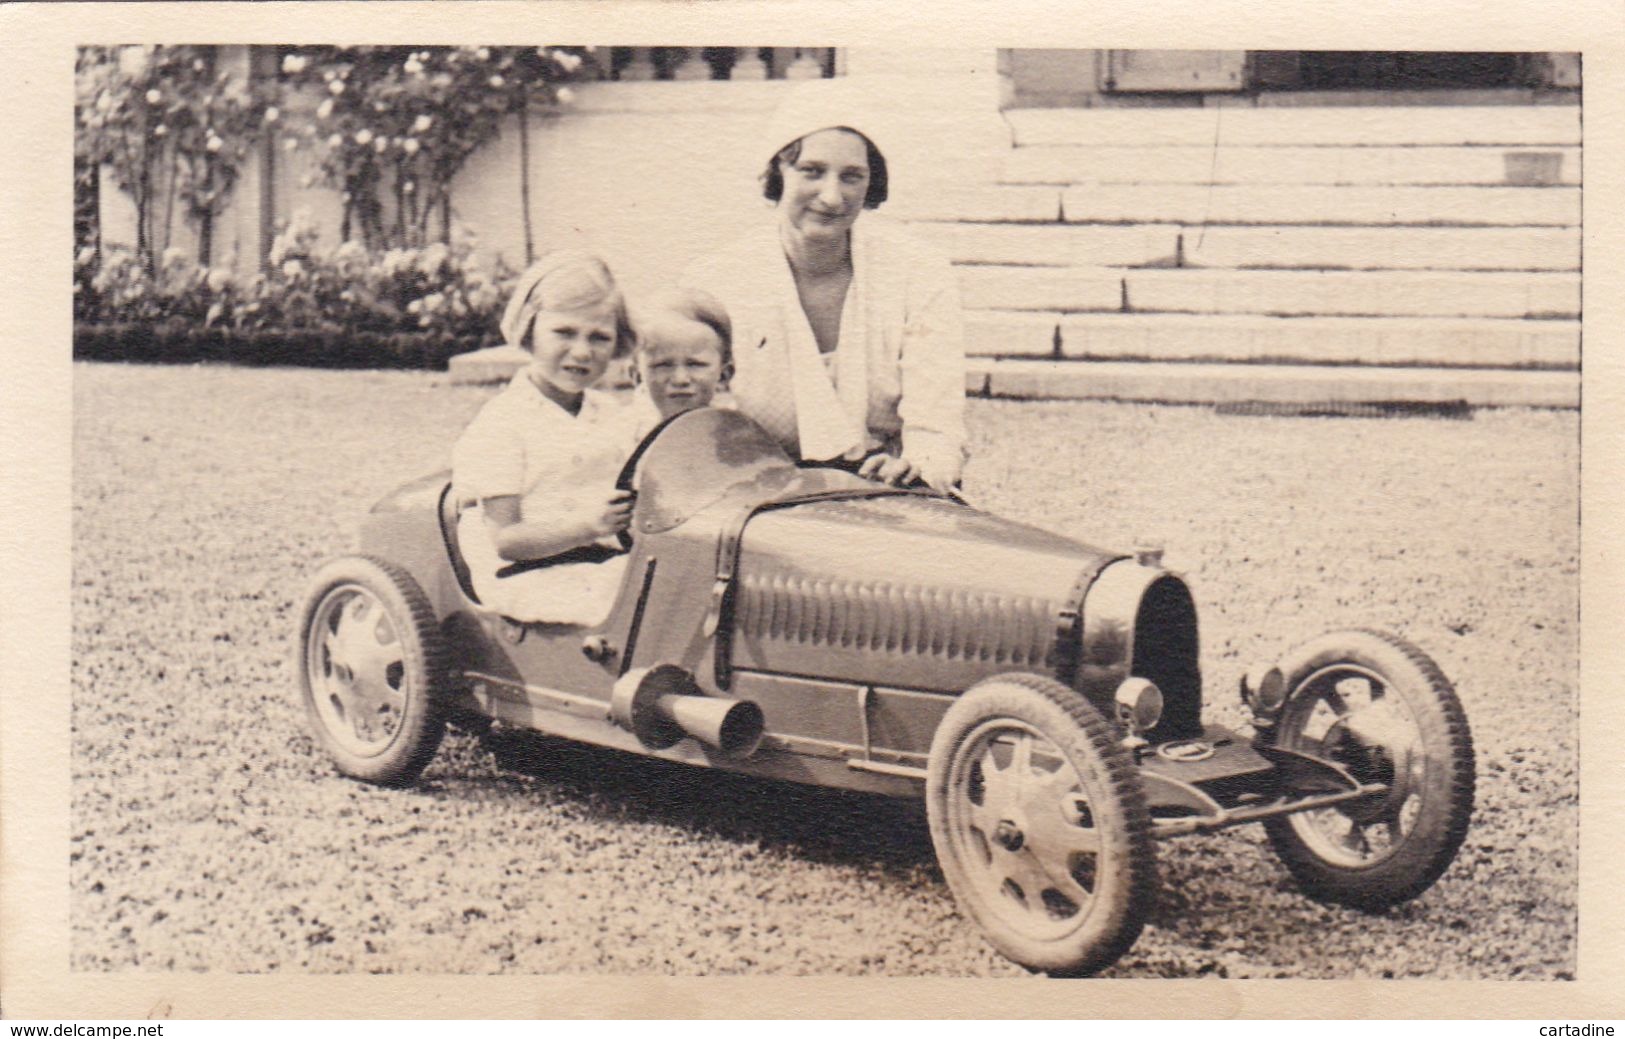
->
[316, 98, 333, 120]
[282, 259, 305, 279]
[401, 137, 420, 156]
[418, 242, 449, 272]
[422, 292, 445, 312]
[552, 50, 582, 72]
[264, 106, 279, 123]
[145, 88, 162, 104]
[95, 91, 113, 112]
[283, 137, 299, 151]
[162, 246, 186, 267]
[76, 246, 97, 267]
[206, 267, 232, 293]
[328, 79, 345, 95]
[406, 299, 422, 314]
[281, 54, 307, 75]
[402, 179, 415, 193]
[373, 136, 388, 154]
[354, 128, 373, 145]
[412, 114, 432, 133]
[205, 135, 224, 153]
[475, 47, 491, 61]
[404, 57, 424, 75]
[488, 74, 505, 88]
[556, 86, 575, 104]
[153, 124, 168, 137]
[326, 133, 342, 149]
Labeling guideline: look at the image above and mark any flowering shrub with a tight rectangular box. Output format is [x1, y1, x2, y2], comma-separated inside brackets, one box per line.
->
[277, 46, 593, 251]
[232, 209, 516, 339]
[76, 244, 232, 326]
[76, 46, 271, 270]
[75, 209, 517, 354]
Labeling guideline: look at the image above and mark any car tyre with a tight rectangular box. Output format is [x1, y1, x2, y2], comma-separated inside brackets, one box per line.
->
[926, 673, 1156, 977]
[1263, 629, 1474, 910]
[296, 555, 450, 786]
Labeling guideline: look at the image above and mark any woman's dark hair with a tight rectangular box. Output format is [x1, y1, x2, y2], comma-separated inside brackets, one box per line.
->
[760, 128, 888, 209]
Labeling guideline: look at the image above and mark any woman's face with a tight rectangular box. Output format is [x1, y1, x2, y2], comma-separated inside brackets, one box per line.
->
[777, 128, 871, 242]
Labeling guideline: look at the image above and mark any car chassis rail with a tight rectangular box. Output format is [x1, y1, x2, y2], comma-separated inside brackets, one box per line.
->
[1141, 742, 1389, 838]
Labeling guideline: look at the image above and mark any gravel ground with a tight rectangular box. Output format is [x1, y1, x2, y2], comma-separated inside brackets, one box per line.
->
[70, 362, 1579, 977]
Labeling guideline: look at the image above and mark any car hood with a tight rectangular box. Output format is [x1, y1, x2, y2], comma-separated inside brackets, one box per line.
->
[729, 493, 1123, 691]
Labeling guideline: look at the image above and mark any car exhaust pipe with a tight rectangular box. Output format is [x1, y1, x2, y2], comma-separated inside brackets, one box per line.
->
[611, 664, 764, 758]
[655, 692, 764, 758]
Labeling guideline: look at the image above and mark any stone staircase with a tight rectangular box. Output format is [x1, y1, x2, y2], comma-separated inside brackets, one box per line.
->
[894, 103, 1581, 409]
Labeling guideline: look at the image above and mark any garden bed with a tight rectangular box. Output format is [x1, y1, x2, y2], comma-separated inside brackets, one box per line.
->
[72, 321, 487, 370]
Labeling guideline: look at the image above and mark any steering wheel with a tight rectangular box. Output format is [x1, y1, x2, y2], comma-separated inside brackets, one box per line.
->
[610, 411, 688, 551]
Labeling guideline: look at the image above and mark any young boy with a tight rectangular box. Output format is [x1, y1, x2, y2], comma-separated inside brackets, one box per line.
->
[632, 286, 734, 424]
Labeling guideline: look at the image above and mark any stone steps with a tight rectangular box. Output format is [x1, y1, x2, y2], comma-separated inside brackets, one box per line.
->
[899, 184, 1580, 227]
[1002, 145, 1582, 187]
[896, 183, 1580, 227]
[1061, 184, 1578, 227]
[1005, 105, 1582, 148]
[922, 222, 1579, 272]
[970, 358, 1578, 410]
[957, 267, 1580, 319]
[963, 311, 1578, 369]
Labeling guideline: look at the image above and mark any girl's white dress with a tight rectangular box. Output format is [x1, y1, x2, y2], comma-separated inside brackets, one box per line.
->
[452, 375, 638, 625]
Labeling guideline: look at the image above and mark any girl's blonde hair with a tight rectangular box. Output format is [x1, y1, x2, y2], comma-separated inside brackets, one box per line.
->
[500, 250, 635, 359]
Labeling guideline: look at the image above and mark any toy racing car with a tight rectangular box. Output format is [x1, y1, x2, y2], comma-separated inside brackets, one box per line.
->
[296, 407, 1475, 976]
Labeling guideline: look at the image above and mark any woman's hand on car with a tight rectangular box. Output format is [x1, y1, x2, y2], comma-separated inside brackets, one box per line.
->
[859, 452, 922, 488]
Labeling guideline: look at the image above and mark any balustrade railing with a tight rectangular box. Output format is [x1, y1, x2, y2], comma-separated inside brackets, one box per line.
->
[607, 47, 836, 82]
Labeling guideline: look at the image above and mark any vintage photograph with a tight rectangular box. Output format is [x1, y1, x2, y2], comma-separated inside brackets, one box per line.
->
[63, 40, 1580, 984]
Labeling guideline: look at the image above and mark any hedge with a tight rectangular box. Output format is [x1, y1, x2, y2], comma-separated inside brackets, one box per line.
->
[73, 322, 490, 370]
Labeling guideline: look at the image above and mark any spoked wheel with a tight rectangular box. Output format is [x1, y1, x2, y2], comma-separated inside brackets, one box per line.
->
[926, 674, 1156, 976]
[296, 556, 450, 786]
[1263, 629, 1474, 910]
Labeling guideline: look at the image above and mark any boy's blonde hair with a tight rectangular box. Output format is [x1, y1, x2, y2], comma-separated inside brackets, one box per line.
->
[501, 251, 635, 359]
[635, 286, 733, 368]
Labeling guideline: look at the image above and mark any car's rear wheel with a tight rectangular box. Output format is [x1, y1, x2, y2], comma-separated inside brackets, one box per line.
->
[1263, 629, 1474, 910]
[926, 673, 1156, 976]
[296, 556, 449, 786]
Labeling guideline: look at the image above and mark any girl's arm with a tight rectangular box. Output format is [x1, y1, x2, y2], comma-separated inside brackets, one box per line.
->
[481, 491, 634, 563]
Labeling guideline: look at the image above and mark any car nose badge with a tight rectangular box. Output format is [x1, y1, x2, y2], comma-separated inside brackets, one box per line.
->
[1156, 739, 1215, 763]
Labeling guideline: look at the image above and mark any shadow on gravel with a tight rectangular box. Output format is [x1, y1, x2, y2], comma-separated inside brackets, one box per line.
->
[471, 725, 940, 877]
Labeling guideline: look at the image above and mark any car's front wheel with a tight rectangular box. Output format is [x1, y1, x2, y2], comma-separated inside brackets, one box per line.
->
[296, 555, 450, 786]
[1262, 629, 1475, 910]
[926, 673, 1156, 977]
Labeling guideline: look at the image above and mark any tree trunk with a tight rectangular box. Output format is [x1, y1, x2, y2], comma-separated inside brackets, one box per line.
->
[197, 161, 214, 267]
[518, 95, 535, 265]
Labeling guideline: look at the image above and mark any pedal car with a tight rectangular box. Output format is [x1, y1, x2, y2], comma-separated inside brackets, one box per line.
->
[295, 407, 1476, 976]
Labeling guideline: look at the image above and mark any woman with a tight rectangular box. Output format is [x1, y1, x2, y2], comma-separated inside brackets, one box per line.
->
[682, 80, 967, 492]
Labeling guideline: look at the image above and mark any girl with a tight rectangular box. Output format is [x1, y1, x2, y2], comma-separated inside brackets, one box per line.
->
[452, 251, 639, 625]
